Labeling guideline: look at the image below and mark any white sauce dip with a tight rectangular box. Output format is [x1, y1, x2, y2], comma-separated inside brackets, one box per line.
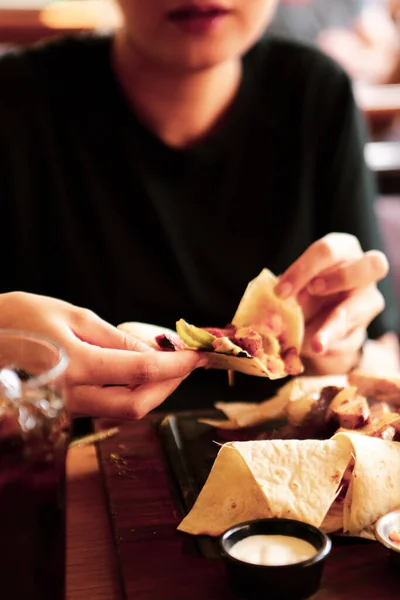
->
[228, 535, 317, 566]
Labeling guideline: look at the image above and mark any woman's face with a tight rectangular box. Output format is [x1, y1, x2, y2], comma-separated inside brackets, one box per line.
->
[115, 0, 279, 71]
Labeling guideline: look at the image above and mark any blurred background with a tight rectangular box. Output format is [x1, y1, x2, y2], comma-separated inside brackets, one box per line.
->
[0, 0, 121, 43]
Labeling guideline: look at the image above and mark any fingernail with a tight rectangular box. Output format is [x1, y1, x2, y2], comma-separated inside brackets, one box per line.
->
[275, 281, 293, 299]
[308, 278, 326, 294]
[312, 332, 329, 354]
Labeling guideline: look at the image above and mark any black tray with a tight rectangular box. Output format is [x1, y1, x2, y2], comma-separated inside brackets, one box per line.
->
[158, 410, 374, 559]
[158, 410, 282, 559]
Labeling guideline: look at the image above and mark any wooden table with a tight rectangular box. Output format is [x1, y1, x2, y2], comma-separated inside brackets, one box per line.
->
[66, 445, 122, 600]
[66, 415, 400, 600]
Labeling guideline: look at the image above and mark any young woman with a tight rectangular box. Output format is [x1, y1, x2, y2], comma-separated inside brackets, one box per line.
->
[0, 0, 395, 418]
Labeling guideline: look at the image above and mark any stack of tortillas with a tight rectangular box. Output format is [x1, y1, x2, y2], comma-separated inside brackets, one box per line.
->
[178, 432, 400, 539]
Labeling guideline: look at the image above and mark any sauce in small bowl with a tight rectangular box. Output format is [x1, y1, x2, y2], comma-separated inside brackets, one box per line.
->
[219, 518, 332, 600]
[375, 509, 400, 570]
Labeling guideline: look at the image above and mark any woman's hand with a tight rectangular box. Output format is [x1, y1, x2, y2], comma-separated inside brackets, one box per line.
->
[0, 292, 206, 419]
[275, 233, 390, 374]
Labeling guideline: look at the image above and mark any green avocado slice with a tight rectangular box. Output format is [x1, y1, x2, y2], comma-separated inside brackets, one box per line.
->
[176, 319, 216, 350]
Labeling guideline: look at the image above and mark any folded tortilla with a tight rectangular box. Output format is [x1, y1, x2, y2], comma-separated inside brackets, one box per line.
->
[177, 433, 400, 539]
[201, 268, 304, 378]
[119, 269, 305, 380]
[333, 432, 400, 535]
[177, 437, 351, 536]
[231, 268, 304, 354]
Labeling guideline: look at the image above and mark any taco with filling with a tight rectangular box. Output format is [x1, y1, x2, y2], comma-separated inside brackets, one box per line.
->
[119, 269, 305, 379]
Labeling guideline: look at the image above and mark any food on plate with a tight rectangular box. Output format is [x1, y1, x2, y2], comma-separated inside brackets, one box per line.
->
[369, 400, 392, 418]
[198, 375, 348, 430]
[198, 396, 290, 431]
[177, 433, 400, 539]
[271, 382, 400, 442]
[119, 269, 305, 379]
[286, 385, 343, 432]
[336, 433, 400, 536]
[335, 412, 400, 441]
[325, 387, 370, 430]
[348, 370, 400, 405]
[200, 371, 400, 443]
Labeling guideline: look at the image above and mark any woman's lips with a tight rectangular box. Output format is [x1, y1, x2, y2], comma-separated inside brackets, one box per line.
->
[168, 4, 231, 34]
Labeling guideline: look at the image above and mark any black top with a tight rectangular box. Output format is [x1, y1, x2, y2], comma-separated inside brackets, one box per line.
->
[0, 34, 397, 409]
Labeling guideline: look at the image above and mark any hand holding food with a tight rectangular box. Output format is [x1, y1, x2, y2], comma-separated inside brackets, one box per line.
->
[120, 269, 305, 379]
[0, 292, 205, 419]
[120, 235, 390, 382]
[275, 233, 389, 374]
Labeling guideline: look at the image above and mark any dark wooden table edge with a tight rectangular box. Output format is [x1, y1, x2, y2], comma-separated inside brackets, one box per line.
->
[95, 438, 129, 600]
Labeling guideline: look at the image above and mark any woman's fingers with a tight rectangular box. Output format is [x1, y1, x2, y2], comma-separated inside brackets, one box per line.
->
[67, 377, 184, 419]
[311, 286, 385, 352]
[303, 326, 367, 359]
[117, 322, 176, 349]
[297, 288, 347, 323]
[70, 308, 154, 352]
[68, 345, 206, 386]
[307, 250, 389, 296]
[275, 233, 363, 298]
[324, 327, 367, 357]
[0, 293, 209, 421]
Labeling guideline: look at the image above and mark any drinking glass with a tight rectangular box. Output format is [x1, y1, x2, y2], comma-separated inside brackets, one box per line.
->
[0, 329, 70, 600]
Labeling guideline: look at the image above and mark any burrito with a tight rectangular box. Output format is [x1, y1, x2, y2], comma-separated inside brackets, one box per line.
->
[177, 432, 400, 539]
[119, 269, 305, 379]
